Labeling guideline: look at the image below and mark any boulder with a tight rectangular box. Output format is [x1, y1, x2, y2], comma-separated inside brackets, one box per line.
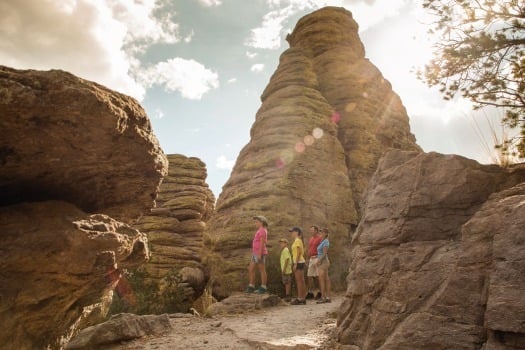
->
[0, 65, 168, 222]
[206, 293, 282, 316]
[205, 7, 419, 297]
[336, 150, 525, 349]
[66, 313, 172, 349]
[134, 154, 215, 300]
[0, 201, 149, 350]
[0, 66, 167, 348]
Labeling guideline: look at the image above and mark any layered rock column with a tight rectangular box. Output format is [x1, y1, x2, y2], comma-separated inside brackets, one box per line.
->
[205, 7, 419, 296]
[135, 154, 215, 297]
[0, 66, 167, 349]
[336, 150, 525, 349]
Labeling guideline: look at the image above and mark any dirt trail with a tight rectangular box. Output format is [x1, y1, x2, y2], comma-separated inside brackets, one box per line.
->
[114, 296, 342, 350]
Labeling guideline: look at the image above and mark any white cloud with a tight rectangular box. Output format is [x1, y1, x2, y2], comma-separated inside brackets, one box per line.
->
[198, 0, 222, 6]
[216, 155, 235, 170]
[184, 29, 195, 43]
[227, 78, 238, 83]
[246, 51, 258, 58]
[0, 0, 182, 100]
[246, 0, 407, 50]
[154, 108, 165, 119]
[140, 58, 219, 100]
[250, 63, 265, 72]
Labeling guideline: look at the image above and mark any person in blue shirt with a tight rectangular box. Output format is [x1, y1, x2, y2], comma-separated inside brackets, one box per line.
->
[316, 228, 331, 303]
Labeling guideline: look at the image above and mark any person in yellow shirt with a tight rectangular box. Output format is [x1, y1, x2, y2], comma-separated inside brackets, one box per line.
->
[289, 227, 306, 305]
[278, 238, 293, 302]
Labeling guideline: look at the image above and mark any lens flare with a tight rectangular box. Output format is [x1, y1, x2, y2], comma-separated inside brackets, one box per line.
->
[331, 112, 341, 124]
[312, 127, 324, 139]
[295, 142, 306, 153]
[304, 135, 314, 146]
[362, 92, 369, 98]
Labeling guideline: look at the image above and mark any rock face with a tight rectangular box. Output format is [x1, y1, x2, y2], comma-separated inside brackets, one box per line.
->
[135, 154, 215, 299]
[0, 66, 167, 349]
[0, 65, 167, 222]
[66, 313, 173, 350]
[336, 150, 525, 349]
[205, 7, 419, 296]
[206, 293, 282, 316]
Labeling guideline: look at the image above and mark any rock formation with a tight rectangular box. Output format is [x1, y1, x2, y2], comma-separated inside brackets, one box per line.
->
[0, 66, 167, 222]
[0, 66, 167, 349]
[336, 150, 525, 349]
[134, 154, 215, 299]
[205, 6, 419, 296]
[67, 313, 173, 350]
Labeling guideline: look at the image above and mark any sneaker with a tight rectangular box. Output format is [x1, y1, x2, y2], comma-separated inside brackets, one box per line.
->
[316, 298, 326, 304]
[244, 286, 255, 293]
[315, 292, 322, 300]
[284, 296, 292, 302]
[324, 298, 331, 303]
[305, 292, 315, 300]
[290, 298, 306, 305]
[254, 287, 267, 294]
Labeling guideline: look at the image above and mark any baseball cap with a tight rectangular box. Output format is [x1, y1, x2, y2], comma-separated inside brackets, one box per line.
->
[288, 226, 302, 234]
[279, 238, 289, 244]
[253, 215, 268, 226]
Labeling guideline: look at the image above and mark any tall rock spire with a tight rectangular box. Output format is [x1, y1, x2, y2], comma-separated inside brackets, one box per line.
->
[205, 7, 420, 296]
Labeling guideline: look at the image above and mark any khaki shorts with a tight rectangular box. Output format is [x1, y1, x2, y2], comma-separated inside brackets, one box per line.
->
[318, 258, 330, 272]
[307, 257, 319, 277]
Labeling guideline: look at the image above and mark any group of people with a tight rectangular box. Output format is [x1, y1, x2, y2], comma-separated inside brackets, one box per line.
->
[245, 215, 332, 305]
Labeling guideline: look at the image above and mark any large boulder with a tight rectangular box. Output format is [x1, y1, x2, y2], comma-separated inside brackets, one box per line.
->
[134, 154, 215, 301]
[0, 201, 149, 350]
[205, 7, 419, 297]
[336, 150, 525, 349]
[0, 65, 168, 222]
[0, 66, 167, 349]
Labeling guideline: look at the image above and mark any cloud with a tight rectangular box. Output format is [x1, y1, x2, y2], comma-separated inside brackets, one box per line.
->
[250, 63, 265, 72]
[198, 0, 222, 6]
[227, 78, 238, 83]
[246, 51, 258, 58]
[0, 0, 181, 100]
[153, 108, 165, 119]
[216, 155, 235, 170]
[246, 0, 407, 50]
[184, 29, 195, 43]
[139, 58, 219, 100]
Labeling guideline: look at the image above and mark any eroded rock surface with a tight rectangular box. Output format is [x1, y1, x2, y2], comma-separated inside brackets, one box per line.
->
[135, 154, 215, 299]
[0, 65, 167, 222]
[205, 7, 419, 296]
[0, 66, 167, 349]
[336, 150, 525, 349]
[67, 313, 172, 350]
[206, 293, 282, 316]
[0, 201, 149, 350]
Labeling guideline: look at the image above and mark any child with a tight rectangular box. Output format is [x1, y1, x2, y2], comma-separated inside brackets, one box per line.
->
[279, 238, 293, 301]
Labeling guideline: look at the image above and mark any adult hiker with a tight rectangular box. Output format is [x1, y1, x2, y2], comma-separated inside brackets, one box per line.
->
[278, 238, 293, 302]
[316, 228, 332, 304]
[306, 225, 322, 299]
[289, 227, 307, 305]
[245, 215, 269, 294]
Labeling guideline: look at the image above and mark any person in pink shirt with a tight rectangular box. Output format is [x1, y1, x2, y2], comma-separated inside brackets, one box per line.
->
[245, 215, 269, 294]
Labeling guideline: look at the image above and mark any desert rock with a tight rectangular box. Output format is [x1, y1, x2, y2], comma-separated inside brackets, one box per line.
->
[134, 154, 215, 299]
[336, 150, 525, 349]
[205, 7, 419, 297]
[0, 65, 167, 222]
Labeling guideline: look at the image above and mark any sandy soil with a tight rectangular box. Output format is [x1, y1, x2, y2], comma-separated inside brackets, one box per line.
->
[113, 296, 342, 350]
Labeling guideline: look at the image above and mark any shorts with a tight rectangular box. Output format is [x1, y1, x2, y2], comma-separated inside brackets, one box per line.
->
[318, 258, 330, 272]
[307, 257, 319, 277]
[251, 255, 266, 264]
[282, 273, 292, 284]
[295, 262, 305, 270]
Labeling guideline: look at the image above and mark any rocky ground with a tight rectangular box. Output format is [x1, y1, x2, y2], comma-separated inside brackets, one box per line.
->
[111, 295, 342, 350]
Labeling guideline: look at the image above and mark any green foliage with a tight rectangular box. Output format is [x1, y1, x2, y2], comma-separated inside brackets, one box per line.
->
[421, 0, 525, 156]
[107, 268, 189, 317]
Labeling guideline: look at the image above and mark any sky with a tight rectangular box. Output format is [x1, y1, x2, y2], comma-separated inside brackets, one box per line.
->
[0, 0, 512, 196]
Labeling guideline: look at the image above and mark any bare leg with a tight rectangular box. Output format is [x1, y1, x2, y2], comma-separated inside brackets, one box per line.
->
[296, 269, 306, 299]
[285, 281, 291, 296]
[248, 261, 256, 286]
[318, 269, 326, 299]
[326, 272, 332, 299]
[258, 263, 267, 286]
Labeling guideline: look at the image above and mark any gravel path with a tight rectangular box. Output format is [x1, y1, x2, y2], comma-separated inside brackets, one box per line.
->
[113, 296, 342, 350]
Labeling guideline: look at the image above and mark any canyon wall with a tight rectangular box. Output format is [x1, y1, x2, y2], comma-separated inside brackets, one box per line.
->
[336, 150, 525, 349]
